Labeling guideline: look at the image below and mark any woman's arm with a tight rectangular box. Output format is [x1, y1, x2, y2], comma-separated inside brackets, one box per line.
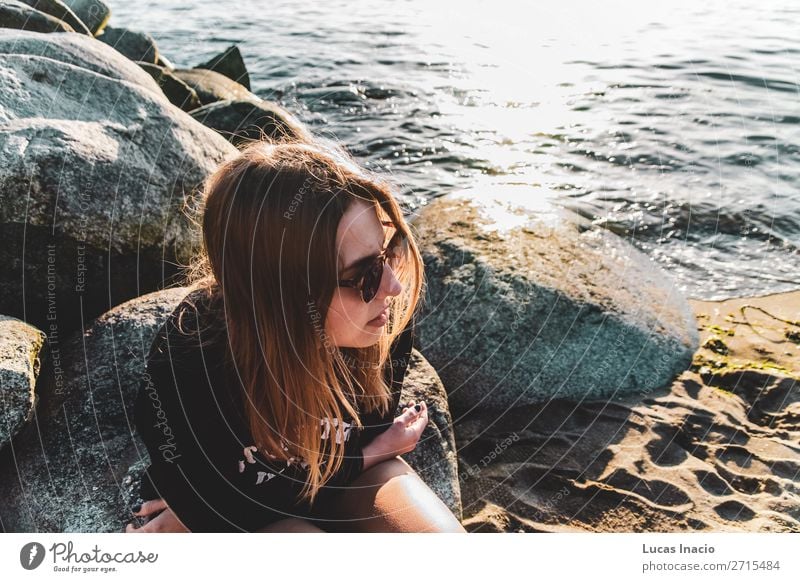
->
[133, 308, 301, 532]
[360, 401, 428, 472]
[358, 315, 417, 446]
[355, 315, 424, 473]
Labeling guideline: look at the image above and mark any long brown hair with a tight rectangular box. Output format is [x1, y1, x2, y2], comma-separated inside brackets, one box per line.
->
[180, 138, 424, 505]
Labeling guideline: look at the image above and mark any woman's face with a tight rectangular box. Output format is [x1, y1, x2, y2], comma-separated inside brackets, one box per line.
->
[325, 198, 404, 348]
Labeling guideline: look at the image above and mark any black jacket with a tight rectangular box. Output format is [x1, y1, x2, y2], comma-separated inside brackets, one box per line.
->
[134, 290, 415, 532]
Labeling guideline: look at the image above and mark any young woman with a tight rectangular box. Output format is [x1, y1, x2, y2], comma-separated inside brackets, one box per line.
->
[127, 139, 466, 533]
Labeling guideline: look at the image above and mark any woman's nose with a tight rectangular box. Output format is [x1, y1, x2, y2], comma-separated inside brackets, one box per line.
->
[378, 262, 403, 299]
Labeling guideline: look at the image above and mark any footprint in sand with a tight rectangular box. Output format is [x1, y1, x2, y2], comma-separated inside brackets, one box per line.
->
[604, 468, 692, 507]
[715, 465, 785, 496]
[716, 444, 756, 469]
[693, 470, 734, 496]
[713, 499, 756, 521]
[646, 426, 689, 467]
[715, 444, 799, 481]
[767, 458, 800, 481]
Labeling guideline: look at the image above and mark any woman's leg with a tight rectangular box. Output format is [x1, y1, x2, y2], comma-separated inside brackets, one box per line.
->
[256, 518, 326, 533]
[320, 456, 466, 533]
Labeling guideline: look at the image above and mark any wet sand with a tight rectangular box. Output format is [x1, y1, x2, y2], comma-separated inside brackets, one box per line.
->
[456, 291, 800, 532]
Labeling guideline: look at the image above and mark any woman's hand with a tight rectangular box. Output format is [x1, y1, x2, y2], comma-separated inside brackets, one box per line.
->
[362, 400, 428, 471]
[125, 499, 190, 533]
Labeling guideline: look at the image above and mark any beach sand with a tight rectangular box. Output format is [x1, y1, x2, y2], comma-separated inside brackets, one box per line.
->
[456, 291, 800, 532]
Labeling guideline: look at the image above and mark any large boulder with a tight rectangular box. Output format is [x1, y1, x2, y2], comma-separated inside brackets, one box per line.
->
[0, 315, 46, 450]
[0, 288, 188, 532]
[195, 44, 250, 90]
[18, 0, 90, 34]
[97, 24, 157, 63]
[0, 288, 462, 531]
[190, 98, 313, 146]
[413, 188, 699, 413]
[0, 29, 160, 91]
[0, 0, 75, 33]
[138, 61, 202, 111]
[172, 67, 253, 105]
[61, 0, 107, 35]
[0, 30, 238, 334]
[400, 349, 462, 521]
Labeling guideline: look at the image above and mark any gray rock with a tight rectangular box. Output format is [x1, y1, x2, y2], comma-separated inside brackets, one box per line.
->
[0, 0, 75, 33]
[18, 0, 90, 34]
[413, 190, 699, 413]
[400, 349, 462, 521]
[61, 0, 106, 35]
[195, 44, 250, 90]
[0, 45, 237, 333]
[190, 98, 313, 146]
[0, 315, 46, 450]
[97, 24, 157, 63]
[0, 29, 161, 92]
[138, 61, 201, 111]
[172, 67, 253, 106]
[0, 288, 189, 532]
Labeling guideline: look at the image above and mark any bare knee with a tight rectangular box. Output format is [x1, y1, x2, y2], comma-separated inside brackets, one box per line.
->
[342, 457, 467, 533]
[355, 456, 415, 486]
[256, 517, 326, 533]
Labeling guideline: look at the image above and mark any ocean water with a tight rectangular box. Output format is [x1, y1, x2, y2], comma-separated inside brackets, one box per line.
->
[107, 0, 800, 300]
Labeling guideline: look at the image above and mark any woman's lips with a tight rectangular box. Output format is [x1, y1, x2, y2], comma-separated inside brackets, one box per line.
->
[366, 306, 389, 327]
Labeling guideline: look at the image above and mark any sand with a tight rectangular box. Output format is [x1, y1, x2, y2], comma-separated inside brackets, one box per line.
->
[456, 291, 800, 532]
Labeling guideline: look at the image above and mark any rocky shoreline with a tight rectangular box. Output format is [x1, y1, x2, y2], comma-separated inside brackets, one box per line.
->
[1, 2, 796, 532]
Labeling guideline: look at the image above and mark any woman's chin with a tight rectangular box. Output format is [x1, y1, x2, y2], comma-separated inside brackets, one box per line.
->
[335, 329, 384, 349]
[361, 330, 384, 344]
[359, 326, 387, 346]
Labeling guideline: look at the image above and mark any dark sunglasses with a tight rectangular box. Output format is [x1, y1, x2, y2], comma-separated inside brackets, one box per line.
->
[338, 221, 408, 303]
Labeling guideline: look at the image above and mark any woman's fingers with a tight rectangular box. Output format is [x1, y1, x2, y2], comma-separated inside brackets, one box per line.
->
[126, 499, 167, 533]
[125, 519, 155, 533]
[132, 498, 167, 517]
[412, 401, 428, 431]
[398, 400, 424, 422]
[125, 506, 189, 533]
[398, 401, 428, 438]
[126, 519, 157, 533]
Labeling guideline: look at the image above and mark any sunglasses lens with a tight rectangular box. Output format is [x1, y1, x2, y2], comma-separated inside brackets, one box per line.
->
[388, 233, 407, 268]
[362, 259, 384, 302]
